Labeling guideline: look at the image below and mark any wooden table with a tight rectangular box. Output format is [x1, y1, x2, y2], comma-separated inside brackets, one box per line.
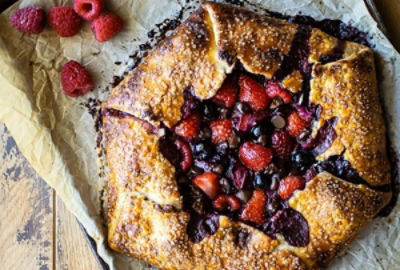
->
[0, 1, 399, 270]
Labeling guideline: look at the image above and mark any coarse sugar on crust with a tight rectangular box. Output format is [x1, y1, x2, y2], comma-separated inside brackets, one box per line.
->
[102, 2, 392, 269]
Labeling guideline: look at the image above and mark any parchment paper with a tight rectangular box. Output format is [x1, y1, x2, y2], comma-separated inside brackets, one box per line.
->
[0, 0, 399, 269]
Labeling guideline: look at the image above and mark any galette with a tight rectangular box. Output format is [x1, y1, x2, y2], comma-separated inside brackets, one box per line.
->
[102, 2, 392, 269]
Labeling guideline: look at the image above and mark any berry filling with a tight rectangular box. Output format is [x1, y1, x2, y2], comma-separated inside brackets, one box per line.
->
[102, 12, 382, 247]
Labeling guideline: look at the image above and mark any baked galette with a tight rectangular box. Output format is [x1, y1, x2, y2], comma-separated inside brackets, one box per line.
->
[102, 2, 392, 269]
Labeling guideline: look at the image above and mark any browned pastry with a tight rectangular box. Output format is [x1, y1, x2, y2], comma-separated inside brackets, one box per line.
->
[102, 2, 392, 269]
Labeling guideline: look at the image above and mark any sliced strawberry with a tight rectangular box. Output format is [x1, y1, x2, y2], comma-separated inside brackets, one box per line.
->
[193, 172, 220, 199]
[271, 130, 294, 158]
[279, 176, 306, 200]
[239, 142, 273, 171]
[239, 75, 270, 111]
[213, 194, 241, 211]
[286, 111, 308, 137]
[265, 81, 292, 104]
[175, 139, 193, 171]
[174, 112, 201, 138]
[210, 119, 233, 144]
[213, 80, 237, 108]
[240, 190, 266, 225]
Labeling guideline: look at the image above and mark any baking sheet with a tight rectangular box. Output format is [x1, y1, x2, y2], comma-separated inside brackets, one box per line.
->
[0, 0, 399, 269]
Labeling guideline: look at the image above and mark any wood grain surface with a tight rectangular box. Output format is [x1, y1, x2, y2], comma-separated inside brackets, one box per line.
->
[0, 123, 101, 270]
[0, 1, 399, 270]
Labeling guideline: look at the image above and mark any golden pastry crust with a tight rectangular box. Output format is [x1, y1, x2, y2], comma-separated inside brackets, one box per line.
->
[310, 48, 391, 186]
[289, 172, 391, 267]
[108, 192, 307, 270]
[102, 2, 392, 269]
[103, 114, 182, 209]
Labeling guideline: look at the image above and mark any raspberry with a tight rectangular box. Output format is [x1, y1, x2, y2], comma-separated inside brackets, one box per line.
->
[265, 81, 292, 104]
[239, 75, 270, 111]
[175, 139, 193, 171]
[61, 60, 93, 97]
[212, 80, 237, 108]
[286, 111, 309, 137]
[174, 112, 201, 139]
[271, 130, 294, 158]
[213, 195, 241, 211]
[239, 141, 273, 171]
[210, 119, 233, 144]
[91, 13, 123, 42]
[73, 0, 103, 21]
[240, 190, 266, 225]
[193, 172, 220, 199]
[10, 6, 46, 34]
[49, 6, 81, 37]
[279, 176, 306, 200]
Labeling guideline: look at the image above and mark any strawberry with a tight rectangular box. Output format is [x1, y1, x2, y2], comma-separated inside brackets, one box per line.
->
[213, 195, 241, 211]
[213, 80, 237, 108]
[239, 75, 270, 111]
[271, 130, 294, 158]
[175, 139, 193, 171]
[240, 190, 266, 225]
[210, 119, 232, 144]
[278, 176, 305, 200]
[193, 172, 220, 199]
[265, 81, 292, 104]
[239, 142, 273, 171]
[286, 111, 308, 137]
[174, 112, 201, 139]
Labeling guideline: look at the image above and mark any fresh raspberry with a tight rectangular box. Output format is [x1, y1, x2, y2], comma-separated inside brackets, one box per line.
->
[240, 190, 266, 225]
[213, 195, 241, 211]
[286, 111, 309, 137]
[73, 0, 103, 21]
[239, 75, 270, 111]
[193, 172, 220, 199]
[271, 130, 294, 158]
[175, 139, 193, 171]
[91, 13, 123, 42]
[212, 80, 237, 108]
[265, 81, 292, 104]
[239, 141, 273, 171]
[61, 60, 93, 97]
[279, 176, 306, 200]
[210, 119, 233, 144]
[174, 112, 201, 139]
[10, 6, 45, 34]
[49, 6, 81, 37]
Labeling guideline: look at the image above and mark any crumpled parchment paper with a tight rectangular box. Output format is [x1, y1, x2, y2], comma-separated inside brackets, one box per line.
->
[0, 0, 399, 269]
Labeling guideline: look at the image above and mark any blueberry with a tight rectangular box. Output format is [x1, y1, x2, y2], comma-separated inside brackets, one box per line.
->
[203, 101, 218, 119]
[193, 141, 214, 160]
[250, 125, 268, 138]
[291, 151, 315, 172]
[256, 135, 268, 146]
[269, 174, 280, 190]
[234, 102, 251, 114]
[216, 142, 229, 155]
[253, 174, 268, 189]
